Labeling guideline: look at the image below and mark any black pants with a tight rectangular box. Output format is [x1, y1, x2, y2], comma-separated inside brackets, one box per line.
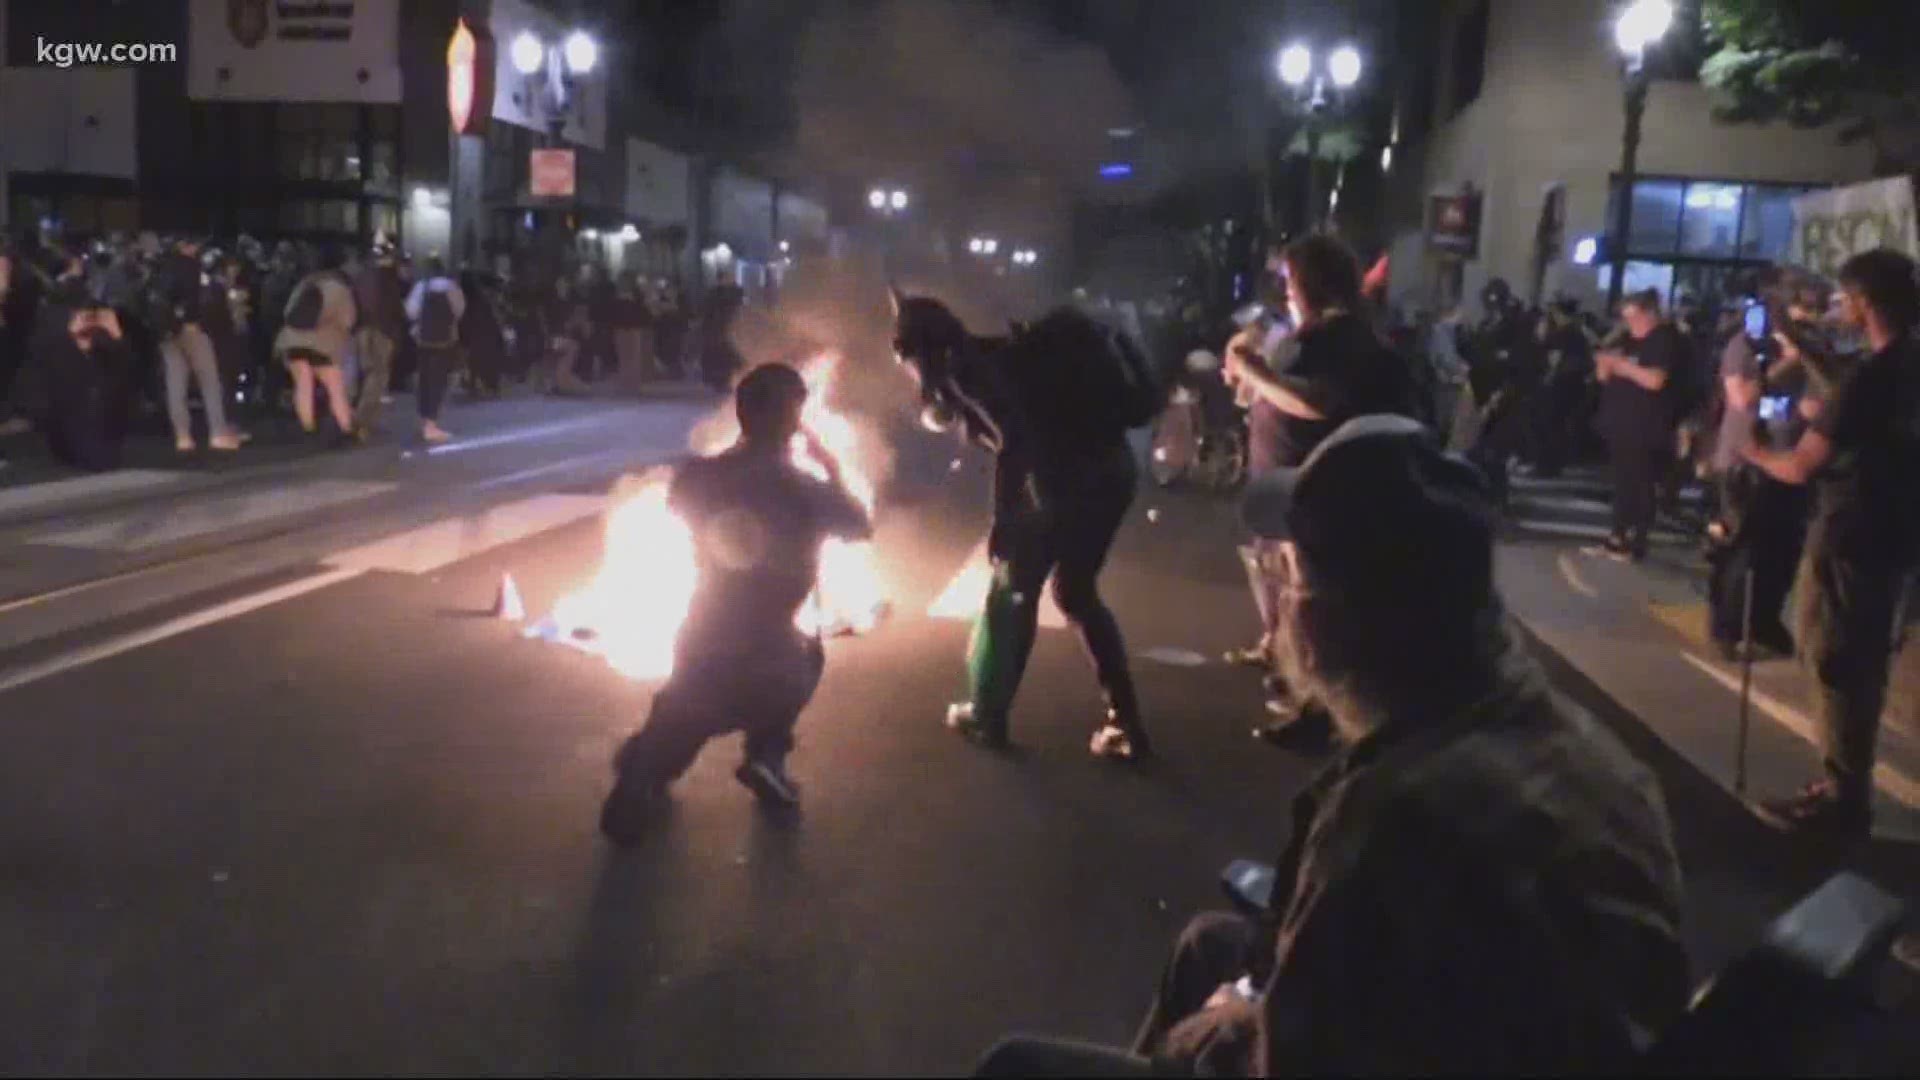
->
[1131, 911, 1263, 1076]
[1708, 480, 1806, 647]
[975, 1037, 1176, 1077]
[1796, 537, 1906, 809]
[970, 454, 1141, 733]
[1608, 439, 1665, 553]
[613, 638, 825, 790]
[417, 344, 457, 421]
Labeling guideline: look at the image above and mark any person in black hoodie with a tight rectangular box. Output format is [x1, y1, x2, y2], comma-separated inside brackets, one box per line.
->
[459, 269, 507, 398]
[1221, 234, 1423, 750]
[36, 252, 131, 471]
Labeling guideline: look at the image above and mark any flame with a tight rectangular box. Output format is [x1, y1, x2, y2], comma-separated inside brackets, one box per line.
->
[540, 352, 890, 680]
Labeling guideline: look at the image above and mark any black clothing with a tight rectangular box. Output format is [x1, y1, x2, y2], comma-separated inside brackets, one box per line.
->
[1269, 313, 1420, 468]
[1598, 323, 1684, 451]
[1808, 341, 1917, 569]
[416, 344, 455, 421]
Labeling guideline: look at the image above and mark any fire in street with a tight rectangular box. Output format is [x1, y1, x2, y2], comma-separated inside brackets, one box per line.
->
[531, 353, 893, 680]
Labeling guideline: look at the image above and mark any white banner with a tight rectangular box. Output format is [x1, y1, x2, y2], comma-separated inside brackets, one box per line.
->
[187, 0, 400, 103]
[1790, 176, 1919, 279]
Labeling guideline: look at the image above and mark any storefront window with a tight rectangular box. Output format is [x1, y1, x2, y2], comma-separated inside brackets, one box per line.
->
[1678, 182, 1742, 257]
[1625, 179, 1684, 256]
[277, 104, 361, 183]
[1739, 184, 1808, 261]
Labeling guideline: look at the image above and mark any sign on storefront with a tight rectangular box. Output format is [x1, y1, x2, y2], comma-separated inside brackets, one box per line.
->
[447, 18, 495, 137]
[1427, 189, 1483, 258]
[1790, 176, 1918, 278]
[530, 149, 576, 198]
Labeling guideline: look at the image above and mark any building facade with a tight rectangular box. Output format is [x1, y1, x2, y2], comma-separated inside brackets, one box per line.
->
[1384, 0, 1877, 316]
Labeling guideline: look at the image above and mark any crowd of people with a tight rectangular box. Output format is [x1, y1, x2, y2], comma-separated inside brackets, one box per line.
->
[0, 229, 711, 471]
[967, 235, 1915, 1074]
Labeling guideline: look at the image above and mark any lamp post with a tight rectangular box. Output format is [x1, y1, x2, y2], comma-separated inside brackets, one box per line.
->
[1605, 0, 1673, 313]
[509, 27, 597, 144]
[1275, 41, 1362, 235]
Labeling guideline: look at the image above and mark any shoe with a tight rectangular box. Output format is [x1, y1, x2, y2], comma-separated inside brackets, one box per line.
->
[208, 434, 242, 451]
[1254, 705, 1334, 751]
[599, 777, 669, 847]
[232, 430, 254, 445]
[1223, 641, 1270, 668]
[174, 436, 197, 453]
[1749, 780, 1871, 837]
[945, 702, 1010, 749]
[734, 760, 802, 810]
[1089, 722, 1150, 762]
[422, 423, 452, 444]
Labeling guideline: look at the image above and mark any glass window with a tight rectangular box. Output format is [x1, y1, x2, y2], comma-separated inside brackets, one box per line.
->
[1679, 181, 1742, 256]
[1624, 179, 1684, 257]
[1598, 260, 1676, 306]
[1739, 184, 1808, 261]
[370, 202, 399, 243]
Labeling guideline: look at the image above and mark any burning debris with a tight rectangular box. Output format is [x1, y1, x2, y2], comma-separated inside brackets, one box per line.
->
[529, 352, 893, 681]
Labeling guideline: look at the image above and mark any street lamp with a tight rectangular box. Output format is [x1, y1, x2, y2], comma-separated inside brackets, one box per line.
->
[1273, 40, 1363, 232]
[1604, 0, 1674, 312]
[507, 28, 599, 141]
[510, 31, 544, 76]
[1277, 44, 1312, 88]
[1328, 45, 1362, 89]
[868, 188, 887, 211]
[889, 189, 909, 211]
[562, 30, 598, 75]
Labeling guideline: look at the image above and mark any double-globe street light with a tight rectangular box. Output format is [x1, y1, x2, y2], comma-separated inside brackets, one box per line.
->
[1275, 41, 1362, 234]
[1604, 0, 1675, 312]
[508, 28, 598, 141]
[868, 187, 910, 215]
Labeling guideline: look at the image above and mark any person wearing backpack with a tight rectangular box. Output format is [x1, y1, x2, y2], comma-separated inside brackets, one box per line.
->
[891, 286, 1157, 762]
[1741, 249, 1920, 836]
[274, 245, 358, 441]
[404, 256, 465, 443]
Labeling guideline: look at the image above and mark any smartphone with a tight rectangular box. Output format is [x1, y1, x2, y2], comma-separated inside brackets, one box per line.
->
[1231, 302, 1266, 328]
[1743, 299, 1769, 342]
[1759, 395, 1792, 423]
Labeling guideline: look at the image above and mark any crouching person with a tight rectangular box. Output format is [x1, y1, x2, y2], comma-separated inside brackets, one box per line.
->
[983, 416, 1690, 1077]
[600, 364, 872, 845]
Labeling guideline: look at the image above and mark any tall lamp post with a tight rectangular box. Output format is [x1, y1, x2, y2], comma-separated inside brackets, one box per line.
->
[1275, 41, 1362, 235]
[1605, 0, 1674, 313]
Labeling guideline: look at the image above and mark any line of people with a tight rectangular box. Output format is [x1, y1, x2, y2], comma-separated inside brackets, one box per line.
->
[0, 230, 706, 471]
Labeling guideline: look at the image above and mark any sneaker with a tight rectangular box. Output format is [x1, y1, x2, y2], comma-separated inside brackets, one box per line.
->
[1750, 780, 1872, 837]
[1582, 535, 1632, 562]
[1223, 641, 1271, 668]
[175, 436, 197, 453]
[734, 760, 802, 810]
[208, 434, 243, 451]
[422, 422, 452, 444]
[945, 702, 1010, 749]
[1089, 723, 1149, 762]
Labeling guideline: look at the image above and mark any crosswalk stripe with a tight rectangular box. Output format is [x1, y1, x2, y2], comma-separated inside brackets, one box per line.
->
[323, 493, 606, 575]
[927, 541, 1069, 630]
[0, 469, 188, 521]
[0, 567, 364, 696]
[1678, 651, 1920, 809]
[28, 479, 397, 552]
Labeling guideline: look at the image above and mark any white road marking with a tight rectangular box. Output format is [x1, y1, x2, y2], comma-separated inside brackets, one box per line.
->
[323, 494, 606, 575]
[1679, 651, 1920, 809]
[1513, 518, 1689, 545]
[0, 567, 364, 695]
[1555, 553, 1599, 599]
[468, 448, 657, 492]
[0, 469, 188, 520]
[28, 479, 396, 552]
[927, 541, 1068, 629]
[423, 415, 621, 456]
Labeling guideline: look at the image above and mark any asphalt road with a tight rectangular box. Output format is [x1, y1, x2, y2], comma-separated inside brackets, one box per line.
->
[0, 403, 1914, 1074]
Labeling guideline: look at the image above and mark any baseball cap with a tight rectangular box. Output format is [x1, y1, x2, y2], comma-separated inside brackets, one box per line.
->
[1243, 414, 1496, 597]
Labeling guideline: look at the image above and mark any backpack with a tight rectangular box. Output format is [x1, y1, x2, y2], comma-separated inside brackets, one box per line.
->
[284, 281, 325, 332]
[1011, 306, 1165, 437]
[417, 282, 458, 347]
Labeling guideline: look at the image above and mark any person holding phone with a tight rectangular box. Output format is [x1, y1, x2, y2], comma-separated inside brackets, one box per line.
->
[1591, 290, 1686, 562]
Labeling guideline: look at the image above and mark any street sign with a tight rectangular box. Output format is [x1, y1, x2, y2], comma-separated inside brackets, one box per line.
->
[446, 17, 495, 136]
[530, 148, 576, 198]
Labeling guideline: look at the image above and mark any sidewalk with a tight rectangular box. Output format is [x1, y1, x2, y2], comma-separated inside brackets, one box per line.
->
[1500, 470, 1920, 841]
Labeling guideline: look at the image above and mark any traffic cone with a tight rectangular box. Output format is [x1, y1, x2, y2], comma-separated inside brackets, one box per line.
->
[493, 573, 526, 621]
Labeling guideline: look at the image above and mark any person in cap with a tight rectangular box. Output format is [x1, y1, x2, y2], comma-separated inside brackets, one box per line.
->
[600, 363, 872, 845]
[982, 415, 1689, 1077]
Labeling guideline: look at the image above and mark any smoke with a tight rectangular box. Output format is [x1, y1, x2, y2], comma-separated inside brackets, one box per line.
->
[784, 0, 1136, 214]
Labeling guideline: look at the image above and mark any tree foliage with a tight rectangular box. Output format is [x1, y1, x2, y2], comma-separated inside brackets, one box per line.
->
[1700, 0, 1920, 171]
